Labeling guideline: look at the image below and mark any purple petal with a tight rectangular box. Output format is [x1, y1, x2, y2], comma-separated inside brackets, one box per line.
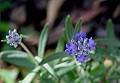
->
[84, 55, 89, 60]
[76, 55, 89, 63]
[88, 37, 96, 50]
[80, 32, 86, 37]
[76, 55, 84, 63]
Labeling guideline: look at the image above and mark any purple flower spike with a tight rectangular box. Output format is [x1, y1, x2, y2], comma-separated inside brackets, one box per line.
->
[65, 32, 96, 63]
[6, 29, 22, 48]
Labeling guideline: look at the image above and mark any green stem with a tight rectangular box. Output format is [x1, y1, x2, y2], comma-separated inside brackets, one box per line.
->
[19, 66, 41, 83]
[74, 56, 81, 77]
[1, 40, 7, 42]
[20, 42, 38, 65]
[20, 34, 29, 38]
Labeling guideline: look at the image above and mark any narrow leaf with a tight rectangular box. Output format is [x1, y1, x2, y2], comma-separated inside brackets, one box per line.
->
[39, 52, 68, 65]
[106, 19, 116, 54]
[43, 64, 58, 79]
[65, 15, 74, 41]
[95, 46, 109, 55]
[55, 34, 65, 53]
[106, 19, 115, 38]
[38, 23, 48, 58]
[19, 66, 41, 83]
[89, 53, 104, 62]
[54, 34, 65, 66]
[63, 28, 68, 42]
[74, 17, 82, 34]
[54, 61, 75, 69]
[95, 38, 120, 47]
[56, 66, 75, 76]
[0, 51, 36, 70]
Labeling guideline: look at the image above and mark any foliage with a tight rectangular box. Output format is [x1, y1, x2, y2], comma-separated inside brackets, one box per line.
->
[0, 15, 120, 83]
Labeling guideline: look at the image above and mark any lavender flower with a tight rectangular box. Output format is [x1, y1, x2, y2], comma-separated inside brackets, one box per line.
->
[6, 29, 22, 48]
[65, 32, 96, 63]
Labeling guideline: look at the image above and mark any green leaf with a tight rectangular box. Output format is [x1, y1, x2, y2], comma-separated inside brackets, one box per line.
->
[43, 64, 58, 79]
[38, 23, 48, 58]
[56, 65, 75, 76]
[96, 46, 109, 55]
[95, 38, 120, 47]
[55, 34, 65, 53]
[90, 61, 106, 76]
[89, 54, 103, 62]
[110, 71, 120, 79]
[54, 61, 75, 69]
[39, 52, 68, 65]
[0, 51, 36, 70]
[0, 22, 11, 31]
[19, 66, 41, 83]
[65, 15, 74, 42]
[74, 17, 82, 34]
[53, 34, 65, 66]
[106, 19, 116, 54]
[0, 68, 19, 83]
[63, 28, 68, 42]
[40, 76, 54, 83]
[106, 19, 115, 38]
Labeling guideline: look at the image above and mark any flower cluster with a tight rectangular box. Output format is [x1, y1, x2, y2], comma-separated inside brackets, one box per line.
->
[6, 29, 22, 48]
[65, 32, 96, 63]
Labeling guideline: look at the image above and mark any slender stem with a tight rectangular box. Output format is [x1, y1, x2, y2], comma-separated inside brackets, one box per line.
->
[19, 66, 41, 83]
[20, 34, 29, 38]
[20, 42, 38, 65]
[1, 40, 7, 42]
